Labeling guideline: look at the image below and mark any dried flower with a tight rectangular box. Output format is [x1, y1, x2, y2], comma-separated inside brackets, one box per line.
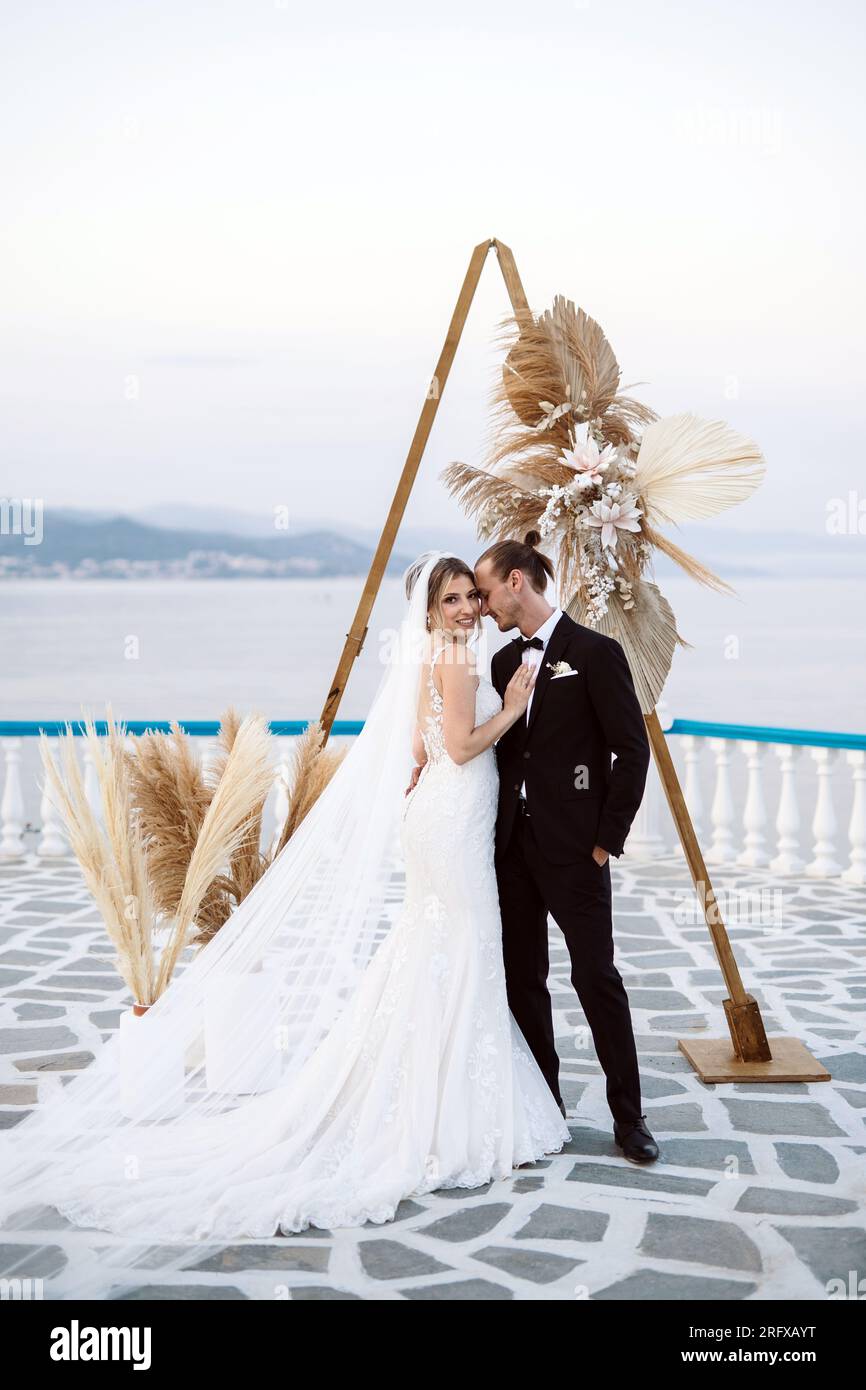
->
[535, 399, 573, 431]
[560, 421, 619, 486]
[585, 495, 643, 550]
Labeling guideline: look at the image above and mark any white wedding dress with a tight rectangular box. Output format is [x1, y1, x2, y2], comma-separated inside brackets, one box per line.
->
[28, 651, 568, 1251]
[0, 552, 569, 1294]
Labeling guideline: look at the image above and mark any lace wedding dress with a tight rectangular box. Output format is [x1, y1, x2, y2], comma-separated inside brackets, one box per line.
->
[0, 553, 568, 1295]
[43, 651, 568, 1247]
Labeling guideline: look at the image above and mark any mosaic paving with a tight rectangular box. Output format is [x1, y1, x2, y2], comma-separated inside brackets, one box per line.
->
[0, 855, 864, 1301]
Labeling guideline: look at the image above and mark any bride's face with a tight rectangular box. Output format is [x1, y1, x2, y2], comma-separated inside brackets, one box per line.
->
[430, 572, 482, 640]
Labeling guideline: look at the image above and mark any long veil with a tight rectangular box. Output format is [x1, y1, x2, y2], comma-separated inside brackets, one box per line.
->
[0, 549, 449, 1298]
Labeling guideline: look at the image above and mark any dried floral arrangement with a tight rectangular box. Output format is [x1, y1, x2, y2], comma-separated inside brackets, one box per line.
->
[40, 710, 346, 1002]
[127, 710, 343, 950]
[442, 297, 766, 711]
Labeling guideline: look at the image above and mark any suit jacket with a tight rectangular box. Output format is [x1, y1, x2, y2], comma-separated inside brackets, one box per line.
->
[490, 612, 651, 864]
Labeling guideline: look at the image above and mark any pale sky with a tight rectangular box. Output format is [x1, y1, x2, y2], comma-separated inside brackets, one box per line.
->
[2, 0, 864, 540]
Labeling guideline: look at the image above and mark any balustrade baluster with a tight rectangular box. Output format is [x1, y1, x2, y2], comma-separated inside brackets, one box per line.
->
[708, 738, 736, 862]
[842, 749, 866, 885]
[0, 739, 25, 859]
[806, 747, 841, 877]
[770, 744, 803, 875]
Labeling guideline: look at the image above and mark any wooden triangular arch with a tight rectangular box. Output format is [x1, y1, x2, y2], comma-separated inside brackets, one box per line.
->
[317, 238, 829, 1085]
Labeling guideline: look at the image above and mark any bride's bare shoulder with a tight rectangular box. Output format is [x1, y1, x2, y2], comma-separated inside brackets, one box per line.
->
[431, 641, 480, 692]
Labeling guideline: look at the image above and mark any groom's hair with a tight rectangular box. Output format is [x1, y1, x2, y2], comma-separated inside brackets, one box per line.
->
[476, 531, 554, 595]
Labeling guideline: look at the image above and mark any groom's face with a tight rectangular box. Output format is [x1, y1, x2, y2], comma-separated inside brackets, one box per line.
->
[474, 560, 523, 631]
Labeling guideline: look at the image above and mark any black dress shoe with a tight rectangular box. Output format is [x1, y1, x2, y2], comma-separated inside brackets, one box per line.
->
[558, 1099, 568, 1120]
[613, 1114, 659, 1163]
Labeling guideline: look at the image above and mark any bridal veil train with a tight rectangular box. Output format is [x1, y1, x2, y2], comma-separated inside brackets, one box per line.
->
[0, 550, 569, 1298]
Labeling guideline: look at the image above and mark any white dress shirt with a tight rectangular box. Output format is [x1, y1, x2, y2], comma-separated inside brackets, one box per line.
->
[519, 606, 563, 798]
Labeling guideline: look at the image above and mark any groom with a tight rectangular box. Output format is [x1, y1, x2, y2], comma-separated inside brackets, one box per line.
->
[474, 535, 659, 1164]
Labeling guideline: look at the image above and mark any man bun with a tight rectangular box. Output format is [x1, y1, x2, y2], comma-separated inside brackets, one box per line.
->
[475, 534, 555, 595]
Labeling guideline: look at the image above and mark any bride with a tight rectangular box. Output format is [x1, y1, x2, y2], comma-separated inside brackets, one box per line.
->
[0, 550, 570, 1297]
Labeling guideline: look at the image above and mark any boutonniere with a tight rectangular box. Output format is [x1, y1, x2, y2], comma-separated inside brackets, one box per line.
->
[546, 659, 578, 678]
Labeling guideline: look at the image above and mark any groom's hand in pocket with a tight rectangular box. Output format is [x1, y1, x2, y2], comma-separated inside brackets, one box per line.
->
[591, 845, 610, 866]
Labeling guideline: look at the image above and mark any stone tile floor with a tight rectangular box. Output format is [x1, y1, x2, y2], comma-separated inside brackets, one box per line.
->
[0, 854, 864, 1301]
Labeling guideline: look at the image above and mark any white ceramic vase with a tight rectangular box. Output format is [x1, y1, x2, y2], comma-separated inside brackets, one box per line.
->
[117, 1004, 186, 1120]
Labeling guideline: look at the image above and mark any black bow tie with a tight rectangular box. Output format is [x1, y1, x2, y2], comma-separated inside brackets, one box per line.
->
[515, 635, 544, 652]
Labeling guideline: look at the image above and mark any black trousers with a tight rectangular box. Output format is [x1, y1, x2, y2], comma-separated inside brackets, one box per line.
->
[495, 804, 642, 1127]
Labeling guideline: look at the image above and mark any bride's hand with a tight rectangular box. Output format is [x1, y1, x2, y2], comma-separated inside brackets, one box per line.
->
[503, 662, 537, 717]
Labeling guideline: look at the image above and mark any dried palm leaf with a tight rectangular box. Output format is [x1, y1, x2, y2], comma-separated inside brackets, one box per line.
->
[564, 579, 688, 714]
[207, 705, 243, 790]
[440, 461, 543, 540]
[159, 715, 275, 981]
[447, 290, 767, 712]
[490, 301, 659, 469]
[599, 395, 659, 446]
[40, 718, 158, 1004]
[555, 529, 588, 610]
[274, 720, 347, 856]
[634, 413, 766, 527]
[498, 306, 573, 433]
[501, 457, 578, 491]
[90, 712, 146, 923]
[537, 296, 622, 419]
[208, 706, 271, 916]
[127, 721, 219, 929]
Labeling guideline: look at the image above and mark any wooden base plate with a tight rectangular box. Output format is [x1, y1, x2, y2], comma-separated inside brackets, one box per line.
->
[678, 1035, 831, 1083]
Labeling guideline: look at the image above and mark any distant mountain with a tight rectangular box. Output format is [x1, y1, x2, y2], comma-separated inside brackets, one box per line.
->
[132, 504, 480, 561]
[0, 513, 412, 580]
[3, 507, 861, 583]
[119, 507, 866, 577]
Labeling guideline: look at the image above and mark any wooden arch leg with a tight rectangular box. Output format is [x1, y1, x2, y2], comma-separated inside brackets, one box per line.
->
[645, 710, 829, 1082]
[318, 238, 527, 737]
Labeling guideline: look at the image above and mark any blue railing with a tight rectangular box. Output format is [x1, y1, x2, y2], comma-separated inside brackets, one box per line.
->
[665, 719, 866, 752]
[0, 720, 365, 737]
[1, 718, 864, 750]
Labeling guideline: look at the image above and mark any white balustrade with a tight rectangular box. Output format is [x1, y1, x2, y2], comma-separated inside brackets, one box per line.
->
[681, 734, 705, 843]
[3, 723, 866, 881]
[842, 750, 866, 885]
[806, 747, 841, 877]
[37, 775, 68, 858]
[739, 741, 769, 868]
[708, 738, 736, 863]
[624, 701, 669, 860]
[624, 767, 667, 860]
[0, 739, 25, 859]
[626, 718, 865, 882]
[770, 744, 803, 875]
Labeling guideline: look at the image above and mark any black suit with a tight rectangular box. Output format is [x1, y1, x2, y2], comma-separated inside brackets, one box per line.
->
[491, 611, 651, 1125]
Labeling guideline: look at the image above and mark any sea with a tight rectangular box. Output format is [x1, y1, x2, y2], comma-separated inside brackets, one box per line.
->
[1, 574, 863, 732]
[2, 573, 863, 849]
